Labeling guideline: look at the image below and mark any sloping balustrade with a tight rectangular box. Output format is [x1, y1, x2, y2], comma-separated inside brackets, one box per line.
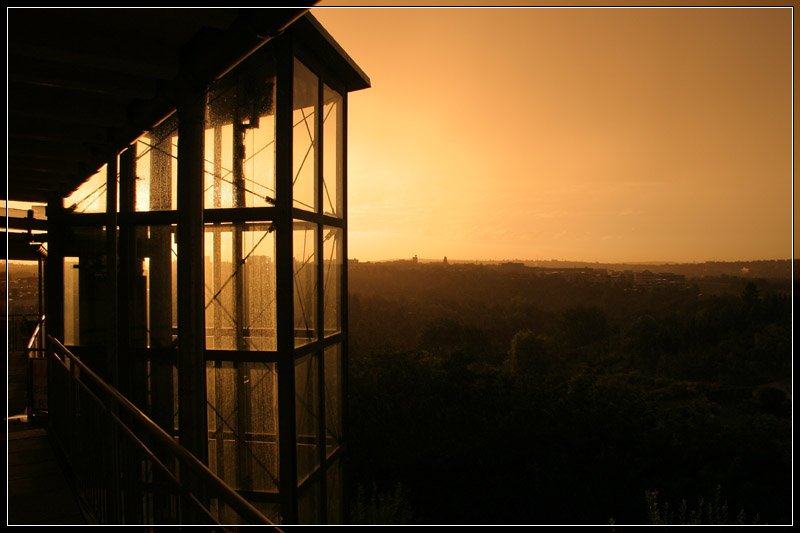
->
[47, 335, 280, 527]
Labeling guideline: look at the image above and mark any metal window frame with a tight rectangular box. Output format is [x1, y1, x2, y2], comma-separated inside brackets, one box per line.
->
[51, 30, 352, 525]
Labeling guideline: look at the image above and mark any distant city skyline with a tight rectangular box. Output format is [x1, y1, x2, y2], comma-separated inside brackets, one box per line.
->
[315, 4, 794, 263]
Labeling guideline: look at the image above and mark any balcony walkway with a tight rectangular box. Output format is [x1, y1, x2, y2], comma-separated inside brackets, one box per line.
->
[7, 349, 84, 525]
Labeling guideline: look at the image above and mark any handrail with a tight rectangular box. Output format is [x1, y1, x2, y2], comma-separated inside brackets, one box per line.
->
[26, 315, 45, 353]
[26, 315, 47, 417]
[48, 335, 278, 528]
[8, 313, 40, 351]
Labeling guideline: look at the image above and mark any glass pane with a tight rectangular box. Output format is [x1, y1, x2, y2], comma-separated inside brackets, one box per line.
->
[326, 459, 343, 524]
[296, 353, 320, 484]
[206, 58, 277, 209]
[131, 226, 177, 348]
[242, 227, 278, 351]
[63, 257, 79, 345]
[293, 221, 317, 347]
[323, 227, 342, 337]
[64, 164, 107, 213]
[207, 362, 238, 488]
[145, 358, 176, 435]
[254, 503, 281, 525]
[324, 344, 342, 458]
[128, 225, 177, 425]
[172, 247, 178, 330]
[322, 85, 343, 217]
[62, 227, 108, 347]
[210, 500, 281, 526]
[211, 498, 282, 527]
[205, 227, 234, 349]
[245, 361, 280, 492]
[242, 59, 278, 208]
[205, 223, 276, 351]
[205, 110, 235, 209]
[207, 361, 280, 492]
[298, 479, 322, 525]
[173, 365, 179, 431]
[135, 115, 178, 211]
[247, 362, 279, 436]
[293, 59, 318, 212]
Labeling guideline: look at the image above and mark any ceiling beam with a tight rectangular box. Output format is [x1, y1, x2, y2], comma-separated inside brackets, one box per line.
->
[8, 41, 180, 80]
[9, 156, 97, 176]
[8, 168, 81, 185]
[8, 138, 108, 163]
[8, 115, 120, 146]
[9, 84, 129, 128]
[8, 57, 162, 100]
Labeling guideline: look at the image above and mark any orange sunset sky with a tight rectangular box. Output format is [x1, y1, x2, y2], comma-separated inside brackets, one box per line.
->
[314, 3, 794, 263]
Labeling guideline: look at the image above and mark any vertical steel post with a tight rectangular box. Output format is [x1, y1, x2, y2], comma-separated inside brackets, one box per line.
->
[149, 132, 176, 434]
[118, 147, 135, 398]
[45, 196, 64, 424]
[212, 125, 226, 483]
[118, 145, 143, 523]
[340, 92, 350, 526]
[106, 157, 119, 387]
[37, 254, 43, 335]
[104, 156, 123, 523]
[177, 89, 209, 522]
[315, 76, 327, 524]
[233, 105, 253, 490]
[276, 41, 299, 524]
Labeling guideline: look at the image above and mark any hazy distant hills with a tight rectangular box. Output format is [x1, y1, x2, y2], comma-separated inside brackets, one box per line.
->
[4, 258, 796, 281]
[524, 259, 794, 280]
[398, 258, 795, 280]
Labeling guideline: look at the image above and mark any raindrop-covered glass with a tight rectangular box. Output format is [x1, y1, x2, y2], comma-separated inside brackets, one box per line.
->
[205, 58, 277, 209]
[205, 223, 276, 351]
[210, 500, 282, 527]
[63, 256, 80, 345]
[298, 479, 322, 524]
[326, 459, 343, 524]
[206, 360, 280, 492]
[324, 344, 342, 458]
[64, 165, 108, 213]
[61, 226, 109, 346]
[322, 85, 343, 218]
[130, 226, 177, 348]
[322, 226, 341, 337]
[293, 59, 318, 212]
[296, 352, 320, 484]
[293, 221, 317, 346]
[135, 115, 178, 211]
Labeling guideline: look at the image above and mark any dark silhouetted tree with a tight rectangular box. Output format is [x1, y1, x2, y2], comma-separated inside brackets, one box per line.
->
[559, 305, 610, 354]
[509, 329, 553, 377]
[742, 282, 760, 305]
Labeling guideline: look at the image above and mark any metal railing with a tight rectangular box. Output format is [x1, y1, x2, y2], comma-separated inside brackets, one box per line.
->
[26, 315, 47, 417]
[8, 313, 40, 352]
[47, 335, 280, 527]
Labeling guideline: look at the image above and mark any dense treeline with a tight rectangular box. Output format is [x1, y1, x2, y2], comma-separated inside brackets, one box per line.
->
[345, 262, 792, 524]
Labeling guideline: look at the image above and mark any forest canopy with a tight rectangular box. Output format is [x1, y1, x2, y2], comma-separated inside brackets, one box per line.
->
[345, 261, 792, 524]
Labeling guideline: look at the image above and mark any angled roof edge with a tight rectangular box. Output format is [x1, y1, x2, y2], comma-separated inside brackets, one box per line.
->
[291, 12, 371, 92]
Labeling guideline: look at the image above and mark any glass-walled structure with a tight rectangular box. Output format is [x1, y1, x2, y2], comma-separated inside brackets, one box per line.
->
[46, 15, 369, 524]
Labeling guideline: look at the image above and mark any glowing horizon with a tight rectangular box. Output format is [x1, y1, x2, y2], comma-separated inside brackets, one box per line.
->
[314, 5, 794, 263]
[6, 5, 794, 264]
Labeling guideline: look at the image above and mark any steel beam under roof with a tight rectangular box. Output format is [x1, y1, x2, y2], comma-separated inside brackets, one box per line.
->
[7, 7, 312, 203]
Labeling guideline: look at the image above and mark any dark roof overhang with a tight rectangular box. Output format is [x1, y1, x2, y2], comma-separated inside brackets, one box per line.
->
[7, 7, 312, 203]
